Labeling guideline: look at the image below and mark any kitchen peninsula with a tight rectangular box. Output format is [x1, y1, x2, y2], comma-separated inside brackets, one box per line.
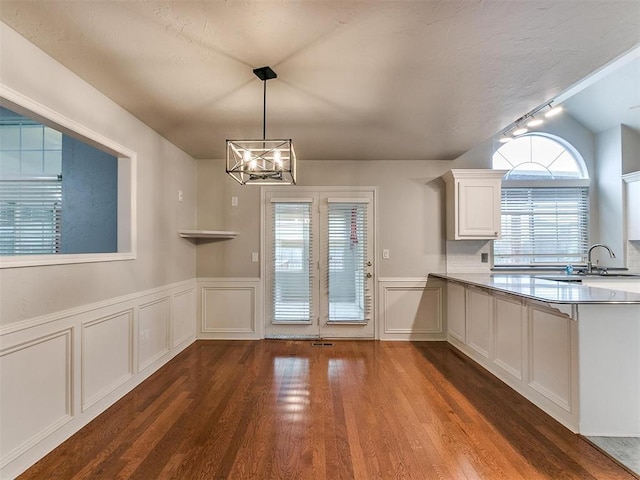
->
[429, 273, 640, 437]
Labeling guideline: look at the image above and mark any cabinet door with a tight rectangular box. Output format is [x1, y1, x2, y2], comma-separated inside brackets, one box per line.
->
[626, 179, 640, 241]
[493, 294, 525, 381]
[466, 287, 492, 358]
[458, 180, 500, 238]
[447, 282, 466, 342]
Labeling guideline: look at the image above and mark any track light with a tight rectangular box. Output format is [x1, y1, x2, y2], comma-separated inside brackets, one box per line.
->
[545, 105, 563, 118]
[499, 101, 563, 142]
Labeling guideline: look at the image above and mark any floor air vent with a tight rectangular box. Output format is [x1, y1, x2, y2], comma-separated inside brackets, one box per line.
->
[312, 342, 334, 346]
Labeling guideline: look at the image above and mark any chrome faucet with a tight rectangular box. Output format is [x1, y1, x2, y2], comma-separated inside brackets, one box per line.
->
[587, 244, 616, 273]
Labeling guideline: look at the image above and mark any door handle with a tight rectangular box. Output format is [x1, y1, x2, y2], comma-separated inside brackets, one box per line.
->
[366, 272, 372, 278]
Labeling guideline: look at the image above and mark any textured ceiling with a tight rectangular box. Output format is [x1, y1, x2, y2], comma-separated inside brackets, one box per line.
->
[0, 1, 639, 160]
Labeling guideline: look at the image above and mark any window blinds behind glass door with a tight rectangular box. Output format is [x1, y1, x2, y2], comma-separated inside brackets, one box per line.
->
[271, 200, 313, 323]
[327, 200, 370, 323]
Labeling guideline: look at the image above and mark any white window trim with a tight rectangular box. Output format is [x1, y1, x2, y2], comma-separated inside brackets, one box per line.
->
[492, 134, 590, 268]
[0, 84, 137, 269]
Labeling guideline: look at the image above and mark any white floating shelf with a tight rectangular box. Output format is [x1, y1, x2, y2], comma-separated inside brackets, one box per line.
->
[178, 230, 238, 239]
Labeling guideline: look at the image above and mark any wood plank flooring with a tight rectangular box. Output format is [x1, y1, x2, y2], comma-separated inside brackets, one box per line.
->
[19, 341, 633, 479]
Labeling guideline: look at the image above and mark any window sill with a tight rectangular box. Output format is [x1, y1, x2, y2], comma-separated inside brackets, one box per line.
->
[0, 252, 135, 269]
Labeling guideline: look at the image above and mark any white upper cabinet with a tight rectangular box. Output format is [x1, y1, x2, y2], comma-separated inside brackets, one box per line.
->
[623, 171, 640, 241]
[442, 169, 507, 240]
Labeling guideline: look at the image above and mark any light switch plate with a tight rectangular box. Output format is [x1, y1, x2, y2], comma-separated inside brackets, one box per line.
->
[232, 196, 238, 207]
[178, 190, 183, 202]
[382, 249, 390, 259]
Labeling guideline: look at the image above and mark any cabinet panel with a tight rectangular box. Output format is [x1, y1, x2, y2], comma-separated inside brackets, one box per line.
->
[466, 287, 491, 358]
[493, 294, 524, 381]
[528, 305, 572, 411]
[447, 281, 466, 342]
[625, 176, 640, 240]
[458, 181, 500, 237]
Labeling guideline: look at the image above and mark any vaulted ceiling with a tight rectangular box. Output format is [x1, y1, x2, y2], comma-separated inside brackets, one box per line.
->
[1, 1, 638, 160]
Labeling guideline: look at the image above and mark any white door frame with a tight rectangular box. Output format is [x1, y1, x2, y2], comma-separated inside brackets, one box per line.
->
[261, 186, 378, 339]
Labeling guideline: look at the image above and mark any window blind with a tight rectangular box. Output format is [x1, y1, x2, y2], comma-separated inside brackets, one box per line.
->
[494, 187, 589, 266]
[272, 202, 313, 322]
[327, 202, 369, 322]
[0, 177, 62, 255]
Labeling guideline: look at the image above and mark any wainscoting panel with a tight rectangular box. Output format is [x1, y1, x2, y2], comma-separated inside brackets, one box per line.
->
[0, 280, 197, 480]
[0, 329, 72, 469]
[378, 278, 445, 341]
[138, 297, 170, 372]
[198, 278, 262, 340]
[173, 288, 195, 348]
[81, 310, 134, 411]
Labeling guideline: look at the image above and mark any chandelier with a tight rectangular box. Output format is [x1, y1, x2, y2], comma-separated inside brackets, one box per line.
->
[226, 66, 296, 185]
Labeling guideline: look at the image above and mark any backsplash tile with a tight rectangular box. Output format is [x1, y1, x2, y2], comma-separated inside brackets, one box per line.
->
[628, 241, 640, 271]
[445, 240, 640, 274]
[445, 240, 492, 273]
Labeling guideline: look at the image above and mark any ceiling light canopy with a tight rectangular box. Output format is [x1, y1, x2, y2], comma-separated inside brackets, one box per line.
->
[226, 66, 297, 185]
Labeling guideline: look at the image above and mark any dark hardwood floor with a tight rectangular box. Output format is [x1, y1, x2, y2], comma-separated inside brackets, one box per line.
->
[20, 340, 632, 479]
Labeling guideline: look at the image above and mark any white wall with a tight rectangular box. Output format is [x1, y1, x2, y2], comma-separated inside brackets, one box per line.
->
[595, 126, 625, 268]
[0, 22, 198, 325]
[0, 22, 199, 478]
[196, 158, 453, 341]
[196, 159, 451, 278]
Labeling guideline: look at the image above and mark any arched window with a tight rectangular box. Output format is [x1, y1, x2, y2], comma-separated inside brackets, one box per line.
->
[492, 134, 589, 266]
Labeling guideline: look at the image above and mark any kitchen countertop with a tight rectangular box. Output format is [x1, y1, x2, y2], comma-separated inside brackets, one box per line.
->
[429, 273, 640, 304]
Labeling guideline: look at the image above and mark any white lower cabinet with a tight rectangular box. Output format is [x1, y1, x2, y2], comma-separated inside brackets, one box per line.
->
[466, 287, 492, 358]
[492, 293, 525, 382]
[446, 281, 466, 342]
[445, 281, 578, 432]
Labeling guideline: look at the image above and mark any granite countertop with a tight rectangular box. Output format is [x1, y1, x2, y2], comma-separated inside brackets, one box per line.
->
[429, 273, 640, 304]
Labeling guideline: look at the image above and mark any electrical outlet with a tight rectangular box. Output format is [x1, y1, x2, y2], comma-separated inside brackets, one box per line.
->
[382, 249, 390, 259]
[231, 196, 238, 207]
[251, 252, 259, 263]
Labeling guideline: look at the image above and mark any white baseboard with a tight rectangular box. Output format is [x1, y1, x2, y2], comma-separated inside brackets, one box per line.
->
[0, 279, 197, 480]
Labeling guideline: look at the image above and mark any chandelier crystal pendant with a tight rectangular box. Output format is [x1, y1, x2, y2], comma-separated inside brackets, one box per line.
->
[226, 66, 296, 185]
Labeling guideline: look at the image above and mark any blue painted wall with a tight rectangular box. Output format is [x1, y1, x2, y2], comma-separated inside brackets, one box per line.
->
[61, 135, 118, 253]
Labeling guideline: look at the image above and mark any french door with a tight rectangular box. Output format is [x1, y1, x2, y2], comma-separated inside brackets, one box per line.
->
[264, 188, 375, 339]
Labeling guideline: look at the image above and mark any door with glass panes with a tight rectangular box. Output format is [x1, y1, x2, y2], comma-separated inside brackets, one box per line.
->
[264, 189, 375, 339]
